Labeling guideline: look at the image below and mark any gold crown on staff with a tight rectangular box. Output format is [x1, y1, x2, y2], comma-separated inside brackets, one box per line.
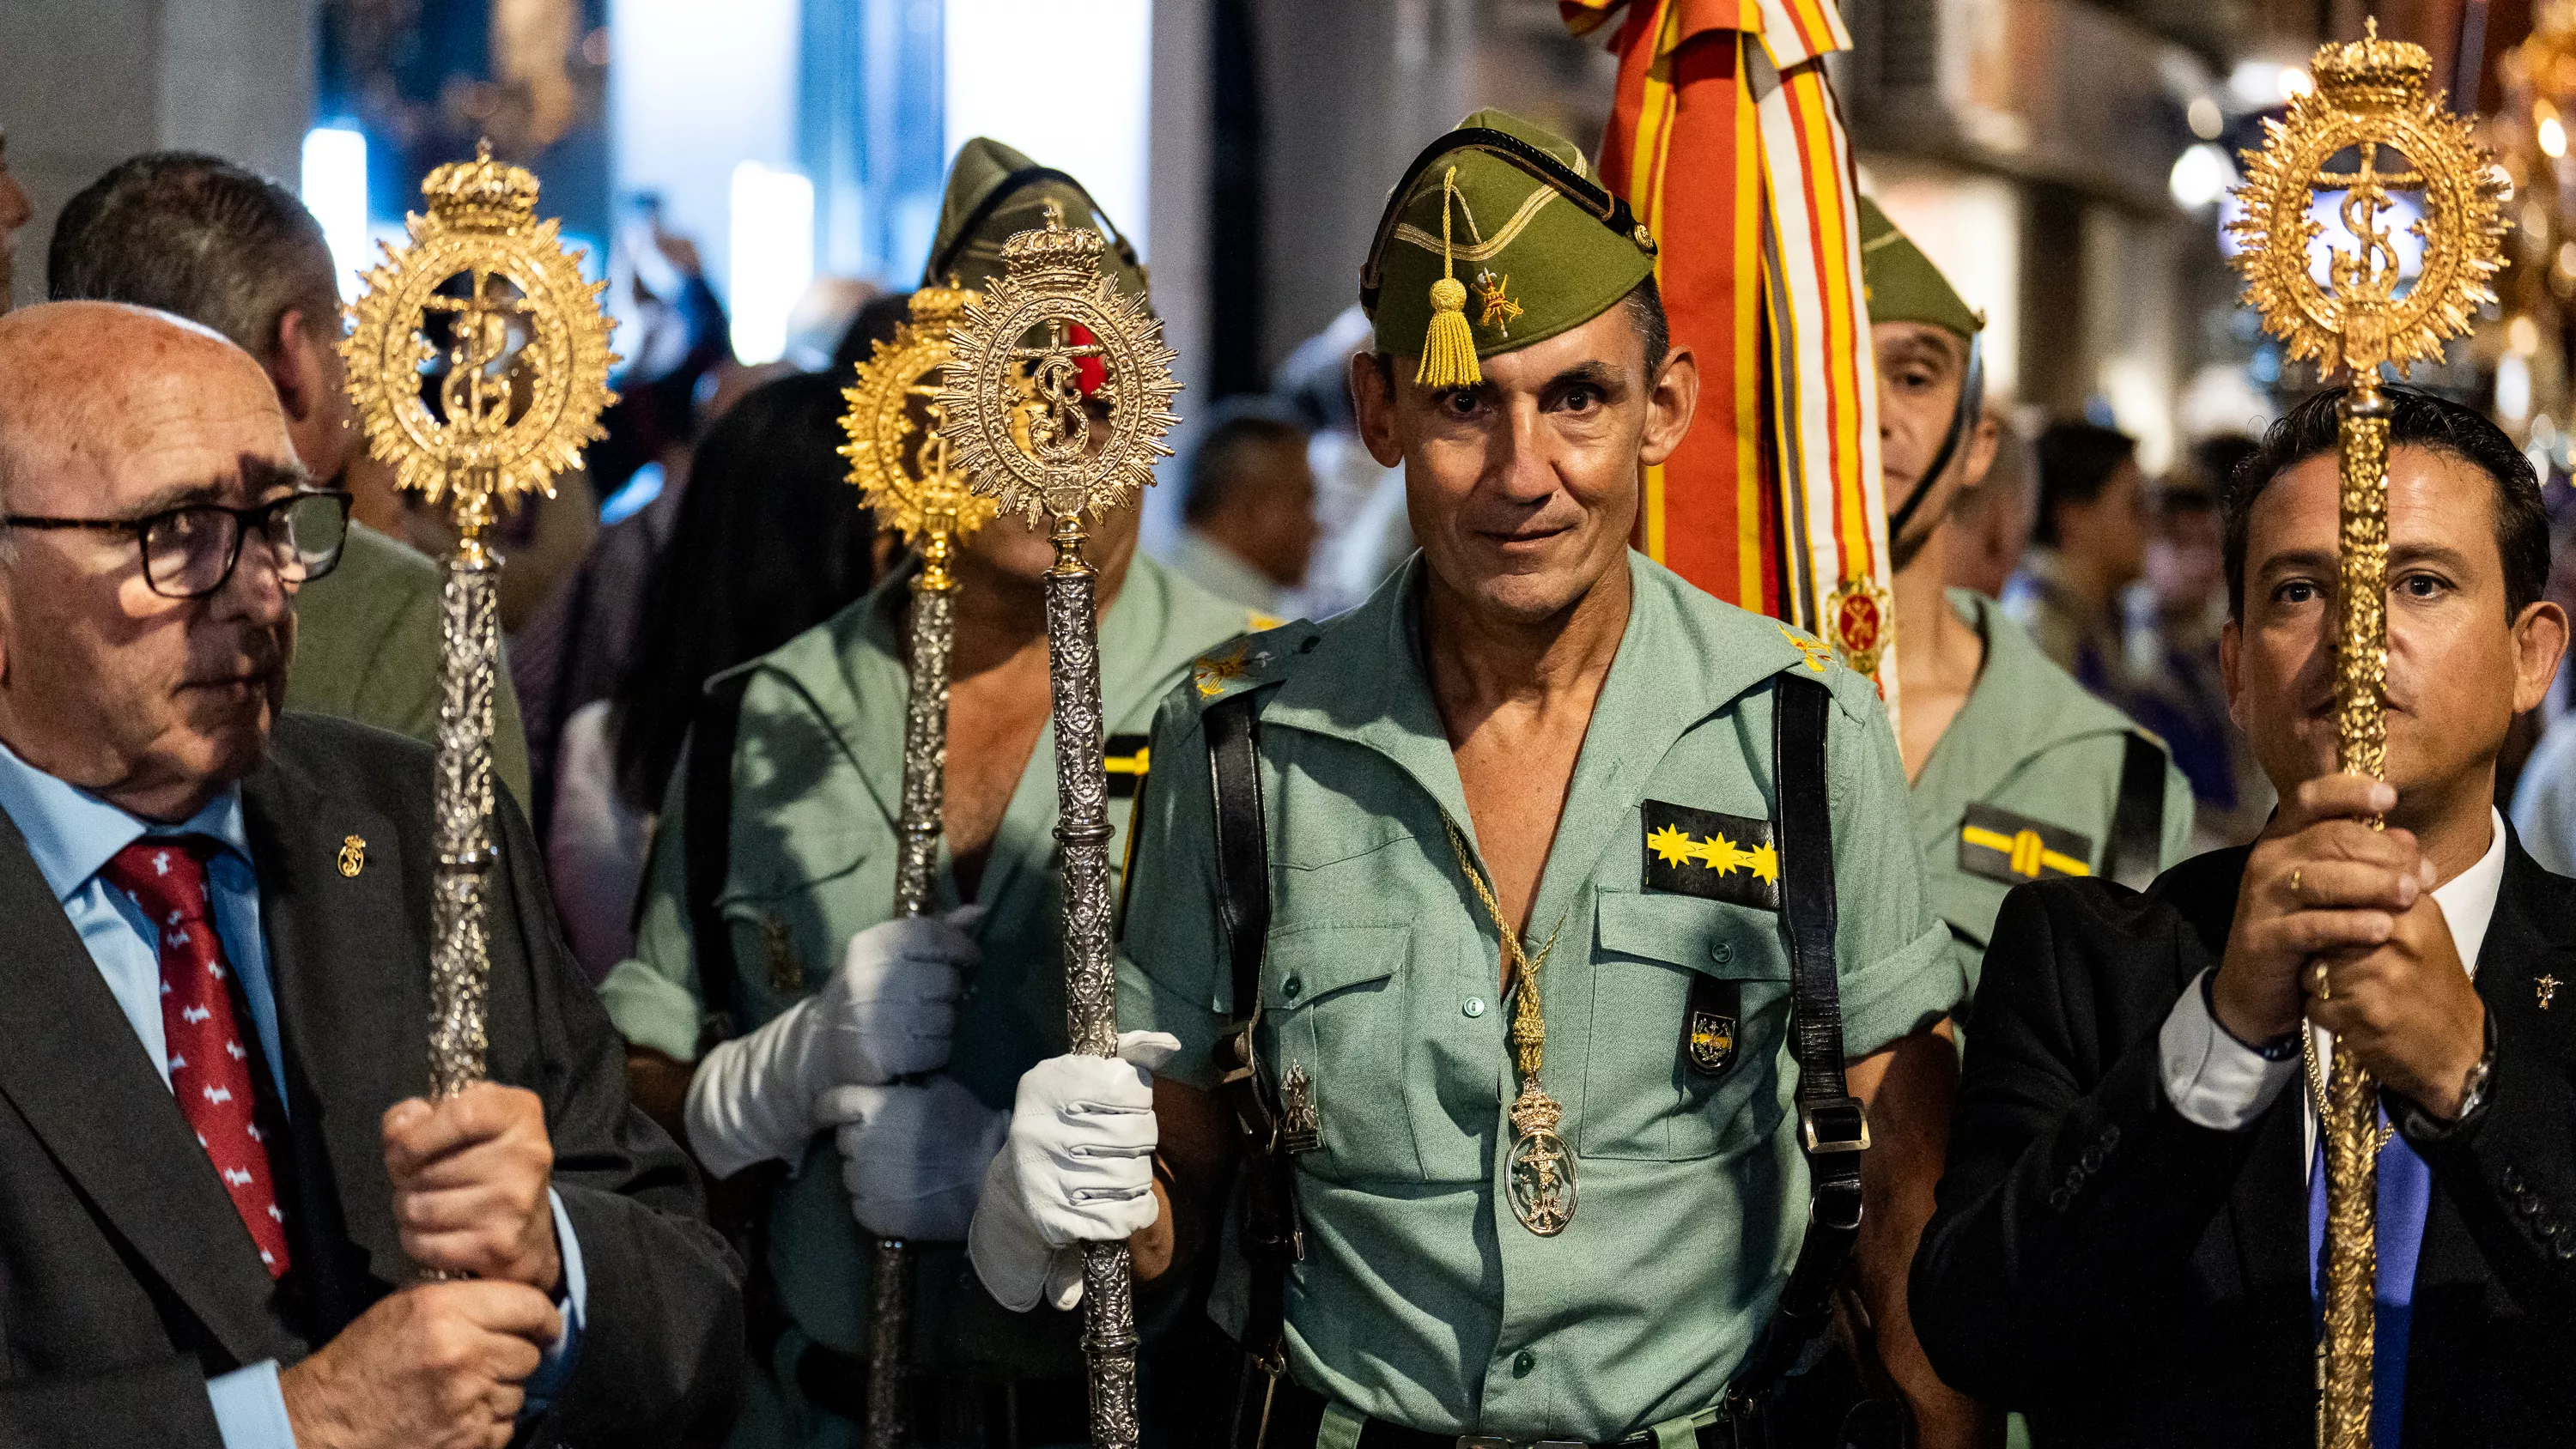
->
[2227, 19, 2509, 380]
[2312, 22, 2436, 109]
[343, 140, 618, 526]
[418, 142, 545, 229]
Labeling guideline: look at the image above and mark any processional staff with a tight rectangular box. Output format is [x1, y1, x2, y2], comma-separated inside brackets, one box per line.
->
[937, 203, 1181, 1449]
[342, 142, 617, 1099]
[2226, 21, 2508, 1447]
[839, 281, 999, 1449]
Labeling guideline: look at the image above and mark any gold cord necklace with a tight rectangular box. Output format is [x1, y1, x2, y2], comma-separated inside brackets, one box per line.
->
[1444, 820, 1577, 1235]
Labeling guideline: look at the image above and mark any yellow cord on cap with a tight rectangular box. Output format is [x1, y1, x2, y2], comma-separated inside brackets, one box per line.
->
[1418, 167, 1481, 389]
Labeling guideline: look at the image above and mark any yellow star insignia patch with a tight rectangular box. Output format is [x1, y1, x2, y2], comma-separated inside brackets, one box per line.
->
[1699, 833, 1742, 876]
[1647, 822, 1699, 867]
[1746, 841, 1779, 885]
[1641, 799, 1782, 911]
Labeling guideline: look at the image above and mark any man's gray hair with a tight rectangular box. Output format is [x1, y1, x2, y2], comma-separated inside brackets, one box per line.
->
[47, 152, 337, 361]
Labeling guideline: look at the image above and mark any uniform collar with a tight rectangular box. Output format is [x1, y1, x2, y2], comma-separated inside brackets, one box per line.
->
[1917, 588, 2141, 809]
[0, 734, 252, 904]
[1264, 549, 1816, 855]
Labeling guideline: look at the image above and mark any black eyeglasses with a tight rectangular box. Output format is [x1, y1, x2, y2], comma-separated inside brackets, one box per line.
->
[4, 490, 354, 599]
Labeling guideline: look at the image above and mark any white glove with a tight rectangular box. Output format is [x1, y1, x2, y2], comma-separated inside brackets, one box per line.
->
[682, 909, 980, 1179]
[817, 1076, 1010, 1240]
[968, 1030, 1180, 1313]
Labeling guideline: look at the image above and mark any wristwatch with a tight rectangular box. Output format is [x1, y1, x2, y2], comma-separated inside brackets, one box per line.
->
[2393, 1011, 2498, 1141]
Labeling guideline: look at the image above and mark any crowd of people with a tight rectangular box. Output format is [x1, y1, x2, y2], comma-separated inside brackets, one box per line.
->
[0, 101, 2571, 1449]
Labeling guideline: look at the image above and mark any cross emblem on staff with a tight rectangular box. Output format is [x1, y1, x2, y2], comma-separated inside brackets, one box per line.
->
[2312, 142, 2424, 308]
[424, 267, 537, 442]
[1007, 319, 1105, 466]
[902, 373, 958, 490]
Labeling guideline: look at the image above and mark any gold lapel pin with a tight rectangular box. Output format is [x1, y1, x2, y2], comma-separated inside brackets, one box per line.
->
[337, 835, 366, 878]
[2540, 973, 2561, 1011]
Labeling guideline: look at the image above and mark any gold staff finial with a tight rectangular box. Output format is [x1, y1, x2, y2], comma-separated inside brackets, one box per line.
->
[2226, 26, 2510, 1449]
[344, 139, 618, 545]
[933, 197, 1181, 1449]
[835, 278, 1001, 1449]
[340, 143, 617, 1102]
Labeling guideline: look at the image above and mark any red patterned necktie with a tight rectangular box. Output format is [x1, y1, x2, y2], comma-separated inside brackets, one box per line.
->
[100, 837, 293, 1278]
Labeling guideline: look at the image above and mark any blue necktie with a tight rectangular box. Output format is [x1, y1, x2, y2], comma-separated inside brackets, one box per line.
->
[2308, 1104, 2433, 1449]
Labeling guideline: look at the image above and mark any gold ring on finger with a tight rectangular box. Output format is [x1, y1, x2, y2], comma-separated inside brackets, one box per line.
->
[2288, 866, 2303, 901]
[2309, 961, 2331, 1001]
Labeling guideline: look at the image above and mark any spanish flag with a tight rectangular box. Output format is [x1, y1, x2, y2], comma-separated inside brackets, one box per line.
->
[1563, 0, 1895, 700]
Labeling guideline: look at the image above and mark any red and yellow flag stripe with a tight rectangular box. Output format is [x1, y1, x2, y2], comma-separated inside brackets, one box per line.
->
[1563, 0, 1895, 704]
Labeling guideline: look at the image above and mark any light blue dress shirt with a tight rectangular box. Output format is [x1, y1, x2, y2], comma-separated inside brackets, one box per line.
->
[0, 738, 587, 1446]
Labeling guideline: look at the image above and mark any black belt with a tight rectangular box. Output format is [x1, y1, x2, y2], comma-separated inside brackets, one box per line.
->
[1257, 1376, 1743, 1449]
[793, 1342, 1090, 1448]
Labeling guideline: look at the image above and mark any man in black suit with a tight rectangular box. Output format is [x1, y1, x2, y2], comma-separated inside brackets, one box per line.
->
[1911, 385, 2575, 1447]
[0, 301, 739, 1447]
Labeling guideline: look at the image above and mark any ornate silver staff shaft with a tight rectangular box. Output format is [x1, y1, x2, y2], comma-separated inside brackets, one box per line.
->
[866, 518, 961, 1449]
[1044, 516, 1140, 1449]
[934, 205, 1179, 1449]
[426, 508, 502, 1099]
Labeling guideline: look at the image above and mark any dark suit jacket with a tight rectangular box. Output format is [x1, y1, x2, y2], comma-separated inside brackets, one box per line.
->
[1912, 838, 2576, 1447]
[0, 714, 742, 1448]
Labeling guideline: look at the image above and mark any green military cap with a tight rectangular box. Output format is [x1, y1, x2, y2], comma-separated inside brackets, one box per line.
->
[924, 136, 1148, 300]
[1360, 108, 1658, 386]
[1858, 197, 1982, 338]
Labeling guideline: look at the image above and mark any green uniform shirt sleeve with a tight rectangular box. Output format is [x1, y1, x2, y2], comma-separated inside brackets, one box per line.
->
[2159, 751, 2196, 870]
[1822, 671, 1965, 1058]
[1114, 687, 1232, 1091]
[598, 732, 711, 1061]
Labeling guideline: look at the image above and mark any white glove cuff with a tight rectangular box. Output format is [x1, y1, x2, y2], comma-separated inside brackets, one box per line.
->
[969, 1147, 1070, 1313]
[684, 996, 823, 1179]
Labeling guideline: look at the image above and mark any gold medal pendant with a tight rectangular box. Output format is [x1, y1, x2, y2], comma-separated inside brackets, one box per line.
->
[1505, 1082, 1577, 1236]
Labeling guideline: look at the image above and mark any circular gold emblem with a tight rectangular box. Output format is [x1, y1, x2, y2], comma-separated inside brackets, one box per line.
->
[841, 283, 999, 543]
[2227, 22, 2507, 380]
[343, 142, 618, 527]
[934, 205, 1180, 526]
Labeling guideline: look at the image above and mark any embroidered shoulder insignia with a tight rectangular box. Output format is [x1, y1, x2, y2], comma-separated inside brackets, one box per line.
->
[1958, 803, 2094, 885]
[1777, 624, 1833, 675]
[1642, 800, 1781, 911]
[1192, 640, 1276, 698]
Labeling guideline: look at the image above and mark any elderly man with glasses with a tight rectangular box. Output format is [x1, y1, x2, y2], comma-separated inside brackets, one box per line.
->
[0, 300, 741, 1449]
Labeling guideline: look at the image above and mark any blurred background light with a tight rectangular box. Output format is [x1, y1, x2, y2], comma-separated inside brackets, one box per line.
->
[301, 125, 372, 301]
[728, 161, 815, 364]
[943, 0, 1153, 257]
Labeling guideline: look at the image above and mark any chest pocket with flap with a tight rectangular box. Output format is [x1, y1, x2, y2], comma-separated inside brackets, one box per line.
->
[1258, 919, 1419, 1182]
[1580, 886, 1792, 1161]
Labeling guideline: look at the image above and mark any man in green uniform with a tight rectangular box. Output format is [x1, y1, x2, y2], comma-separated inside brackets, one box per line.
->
[969, 112, 1977, 1447]
[596, 140, 1261, 1448]
[1858, 198, 2193, 994]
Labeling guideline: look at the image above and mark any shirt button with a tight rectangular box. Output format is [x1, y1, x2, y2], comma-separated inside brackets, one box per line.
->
[1511, 1349, 1535, 1377]
[1710, 942, 1734, 965]
[1463, 997, 1487, 1018]
[1282, 975, 1303, 1003]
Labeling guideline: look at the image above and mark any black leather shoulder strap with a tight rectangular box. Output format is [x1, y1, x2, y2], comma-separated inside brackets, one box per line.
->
[2100, 731, 2168, 890]
[683, 670, 756, 1045]
[1737, 671, 1869, 1400]
[1206, 693, 1273, 1022]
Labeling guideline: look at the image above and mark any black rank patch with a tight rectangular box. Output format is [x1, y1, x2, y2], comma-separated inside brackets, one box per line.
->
[1103, 734, 1152, 798]
[1642, 799, 1780, 912]
[1957, 803, 2093, 886]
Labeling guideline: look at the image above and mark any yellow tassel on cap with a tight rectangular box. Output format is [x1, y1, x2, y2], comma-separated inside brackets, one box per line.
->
[1417, 167, 1481, 389]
